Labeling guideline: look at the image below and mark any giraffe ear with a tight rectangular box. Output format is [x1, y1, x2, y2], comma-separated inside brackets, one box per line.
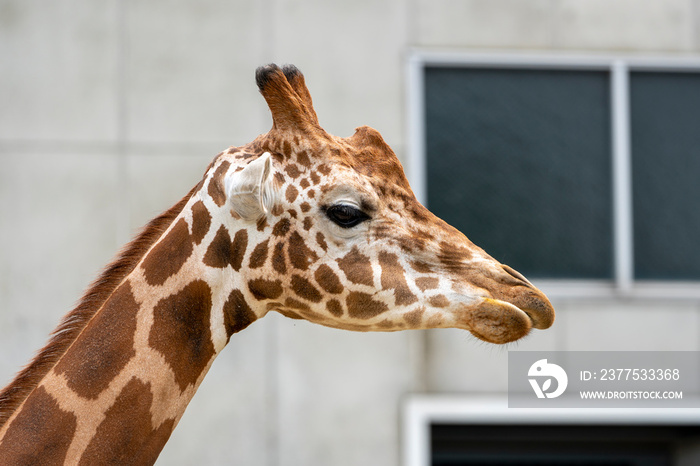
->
[225, 152, 275, 221]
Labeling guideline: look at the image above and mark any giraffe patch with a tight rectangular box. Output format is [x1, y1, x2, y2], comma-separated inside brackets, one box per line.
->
[287, 231, 318, 270]
[285, 185, 299, 203]
[190, 200, 211, 245]
[310, 170, 321, 185]
[429, 295, 450, 308]
[79, 378, 175, 465]
[282, 140, 292, 158]
[0, 386, 76, 465]
[376, 319, 400, 330]
[314, 264, 343, 294]
[249, 239, 269, 269]
[346, 291, 388, 319]
[271, 204, 284, 216]
[207, 160, 231, 207]
[272, 218, 291, 237]
[201, 227, 230, 267]
[403, 308, 425, 327]
[316, 232, 328, 251]
[337, 248, 374, 287]
[272, 242, 287, 274]
[149, 280, 215, 391]
[230, 230, 249, 270]
[203, 226, 248, 271]
[410, 260, 433, 274]
[416, 277, 440, 291]
[291, 275, 322, 303]
[296, 150, 311, 168]
[248, 278, 283, 300]
[378, 251, 418, 306]
[223, 289, 257, 338]
[326, 299, 344, 317]
[142, 218, 193, 286]
[54, 281, 139, 399]
[284, 164, 301, 179]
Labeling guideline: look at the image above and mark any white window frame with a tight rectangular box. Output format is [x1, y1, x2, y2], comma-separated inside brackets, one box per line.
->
[402, 395, 700, 466]
[406, 50, 700, 300]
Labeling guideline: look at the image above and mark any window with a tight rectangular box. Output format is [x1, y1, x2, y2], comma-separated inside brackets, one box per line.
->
[402, 397, 700, 466]
[631, 71, 700, 281]
[432, 424, 689, 465]
[407, 52, 700, 297]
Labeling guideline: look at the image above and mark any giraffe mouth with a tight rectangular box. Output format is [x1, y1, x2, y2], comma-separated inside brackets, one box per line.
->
[463, 292, 554, 345]
[499, 265, 555, 330]
[507, 289, 555, 330]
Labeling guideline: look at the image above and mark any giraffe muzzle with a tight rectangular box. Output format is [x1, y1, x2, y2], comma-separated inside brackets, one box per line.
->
[499, 264, 555, 330]
[508, 287, 555, 330]
[456, 264, 555, 344]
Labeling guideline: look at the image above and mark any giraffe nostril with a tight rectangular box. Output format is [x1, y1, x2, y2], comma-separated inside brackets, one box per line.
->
[502, 264, 533, 287]
[519, 291, 556, 329]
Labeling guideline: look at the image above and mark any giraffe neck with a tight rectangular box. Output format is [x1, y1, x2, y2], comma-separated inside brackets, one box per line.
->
[0, 190, 259, 464]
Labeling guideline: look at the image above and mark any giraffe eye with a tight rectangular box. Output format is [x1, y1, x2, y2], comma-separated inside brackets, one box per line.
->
[324, 204, 370, 228]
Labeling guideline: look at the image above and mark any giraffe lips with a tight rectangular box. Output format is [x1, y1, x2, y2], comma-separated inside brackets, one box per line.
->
[508, 288, 555, 330]
[464, 299, 533, 344]
[463, 291, 555, 344]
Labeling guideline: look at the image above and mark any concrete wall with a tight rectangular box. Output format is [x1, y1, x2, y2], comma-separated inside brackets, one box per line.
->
[2, 1, 700, 465]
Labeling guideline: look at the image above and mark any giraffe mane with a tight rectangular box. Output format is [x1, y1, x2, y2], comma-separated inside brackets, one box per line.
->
[0, 179, 204, 428]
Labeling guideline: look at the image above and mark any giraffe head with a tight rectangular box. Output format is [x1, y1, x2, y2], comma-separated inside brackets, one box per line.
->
[205, 64, 554, 344]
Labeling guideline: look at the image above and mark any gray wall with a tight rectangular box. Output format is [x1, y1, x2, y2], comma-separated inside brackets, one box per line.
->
[2, 1, 700, 465]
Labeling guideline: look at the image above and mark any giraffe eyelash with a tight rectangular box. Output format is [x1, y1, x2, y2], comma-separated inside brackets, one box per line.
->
[323, 204, 371, 229]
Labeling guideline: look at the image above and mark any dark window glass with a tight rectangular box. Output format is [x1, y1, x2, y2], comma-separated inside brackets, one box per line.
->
[431, 423, 696, 465]
[425, 67, 612, 279]
[631, 72, 700, 280]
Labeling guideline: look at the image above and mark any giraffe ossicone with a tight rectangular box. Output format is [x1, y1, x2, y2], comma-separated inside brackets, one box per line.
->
[0, 63, 554, 464]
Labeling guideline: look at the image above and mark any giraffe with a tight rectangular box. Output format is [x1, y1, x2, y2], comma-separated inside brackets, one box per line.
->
[0, 64, 554, 464]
